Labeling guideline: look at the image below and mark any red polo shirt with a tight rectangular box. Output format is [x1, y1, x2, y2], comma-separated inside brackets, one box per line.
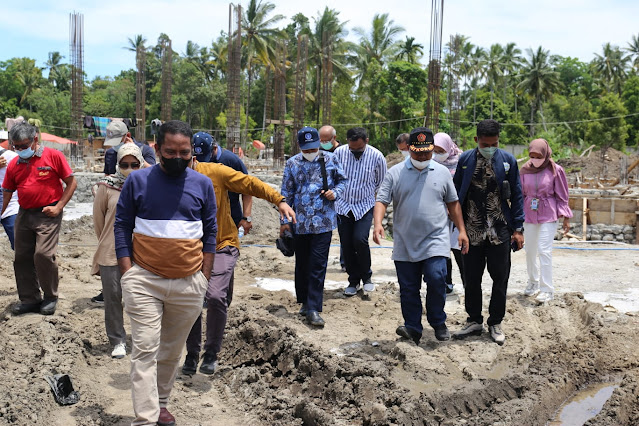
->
[2, 147, 74, 209]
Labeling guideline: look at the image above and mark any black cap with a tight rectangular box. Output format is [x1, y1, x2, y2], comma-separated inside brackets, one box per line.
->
[408, 127, 435, 152]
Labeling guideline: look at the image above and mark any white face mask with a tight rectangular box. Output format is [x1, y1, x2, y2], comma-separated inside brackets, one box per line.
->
[117, 165, 133, 177]
[302, 151, 319, 162]
[401, 150, 410, 158]
[433, 152, 449, 163]
[410, 158, 431, 170]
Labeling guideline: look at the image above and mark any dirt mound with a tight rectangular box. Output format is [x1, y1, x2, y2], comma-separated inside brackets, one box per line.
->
[240, 197, 282, 246]
[207, 290, 638, 425]
[557, 148, 639, 180]
[385, 152, 405, 168]
[0, 214, 638, 425]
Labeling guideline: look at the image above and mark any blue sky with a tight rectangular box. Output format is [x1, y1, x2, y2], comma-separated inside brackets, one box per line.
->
[3, 0, 639, 79]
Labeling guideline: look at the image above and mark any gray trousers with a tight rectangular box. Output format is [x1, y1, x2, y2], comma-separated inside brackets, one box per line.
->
[99, 265, 126, 346]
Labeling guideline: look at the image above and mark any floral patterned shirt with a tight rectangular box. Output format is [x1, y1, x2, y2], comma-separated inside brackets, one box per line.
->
[464, 153, 510, 246]
[281, 152, 348, 235]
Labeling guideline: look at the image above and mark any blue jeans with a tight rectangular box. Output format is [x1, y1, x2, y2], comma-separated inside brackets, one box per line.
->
[1, 214, 16, 250]
[395, 256, 447, 335]
[338, 208, 373, 286]
[293, 232, 332, 312]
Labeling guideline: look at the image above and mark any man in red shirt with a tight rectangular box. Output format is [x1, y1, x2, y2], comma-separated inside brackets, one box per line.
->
[1, 122, 77, 316]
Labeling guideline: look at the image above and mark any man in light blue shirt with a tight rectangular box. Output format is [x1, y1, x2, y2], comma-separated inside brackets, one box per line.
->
[281, 127, 348, 327]
[334, 127, 386, 297]
[373, 127, 468, 344]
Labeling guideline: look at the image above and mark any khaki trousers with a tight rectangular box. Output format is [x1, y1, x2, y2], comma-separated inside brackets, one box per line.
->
[121, 264, 208, 426]
[13, 207, 63, 303]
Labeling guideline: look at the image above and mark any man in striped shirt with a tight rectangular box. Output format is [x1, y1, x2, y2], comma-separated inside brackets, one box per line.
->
[334, 127, 387, 297]
[114, 120, 217, 426]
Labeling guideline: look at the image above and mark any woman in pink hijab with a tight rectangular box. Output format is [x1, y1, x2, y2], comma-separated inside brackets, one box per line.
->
[520, 138, 572, 303]
[433, 132, 465, 293]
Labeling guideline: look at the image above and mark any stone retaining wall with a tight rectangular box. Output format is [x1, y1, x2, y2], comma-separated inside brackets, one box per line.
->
[72, 173, 103, 203]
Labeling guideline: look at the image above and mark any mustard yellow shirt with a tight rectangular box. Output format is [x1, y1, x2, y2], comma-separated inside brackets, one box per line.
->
[196, 162, 284, 251]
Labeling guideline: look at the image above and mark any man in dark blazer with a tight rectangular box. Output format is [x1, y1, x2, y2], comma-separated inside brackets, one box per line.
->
[452, 119, 525, 345]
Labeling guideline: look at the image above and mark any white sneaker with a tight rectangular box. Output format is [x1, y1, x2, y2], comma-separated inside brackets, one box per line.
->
[524, 282, 539, 296]
[489, 324, 505, 345]
[344, 284, 361, 297]
[111, 343, 126, 359]
[363, 281, 375, 293]
[536, 292, 553, 303]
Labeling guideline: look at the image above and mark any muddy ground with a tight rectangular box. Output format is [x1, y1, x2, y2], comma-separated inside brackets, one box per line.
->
[0, 198, 638, 425]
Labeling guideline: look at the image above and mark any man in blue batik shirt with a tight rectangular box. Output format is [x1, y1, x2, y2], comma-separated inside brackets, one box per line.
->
[280, 126, 348, 328]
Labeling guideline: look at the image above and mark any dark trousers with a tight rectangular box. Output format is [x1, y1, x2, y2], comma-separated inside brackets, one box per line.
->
[445, 248, 465, 287]
[186, 246, 239, 356]
[462, 240, 511, 326]
[395, 257, 447, 335]
[338, 208, 373, 286]
[13, 208, 62, 304]
[293, 232, 331, 312]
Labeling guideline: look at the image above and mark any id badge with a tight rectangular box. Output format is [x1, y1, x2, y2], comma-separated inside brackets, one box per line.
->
[531, 198, 539, 211]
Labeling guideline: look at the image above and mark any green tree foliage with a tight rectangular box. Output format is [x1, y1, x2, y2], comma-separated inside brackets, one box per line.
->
[586, 92, 629, 151]
[2, 9, 639, 155]
[621, 75, 639, 146]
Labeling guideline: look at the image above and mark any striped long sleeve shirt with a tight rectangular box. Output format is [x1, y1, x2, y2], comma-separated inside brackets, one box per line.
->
[114, 165, 217, 279]
[333, 144, 387, 220]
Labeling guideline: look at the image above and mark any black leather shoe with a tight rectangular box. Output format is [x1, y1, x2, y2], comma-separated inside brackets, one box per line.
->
[40, 299, 57, 315]
[182, 352, 199, 375]
[199, 352, 218, 375]
[433, 324, 450, 341]
[298, 303, 308, 316]
[11, 302, 41, 316]
[396, 326, 421, 345]
[306, 311, 325, 327]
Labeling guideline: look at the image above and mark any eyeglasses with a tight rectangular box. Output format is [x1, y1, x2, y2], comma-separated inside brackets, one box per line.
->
[12, 142, 33, 151]
[119, 162, 141, 170]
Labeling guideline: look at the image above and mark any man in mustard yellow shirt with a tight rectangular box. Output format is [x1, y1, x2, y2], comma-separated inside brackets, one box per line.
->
[183, 160, 296, 375]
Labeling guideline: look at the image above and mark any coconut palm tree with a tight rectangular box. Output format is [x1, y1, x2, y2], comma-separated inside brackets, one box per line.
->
[626, 34, 639, 73]
[242, 0, 285, 135]
[351, 13, 405, 83]
[14, 58, 42, 107]
[592, 43, 630, 95]
[396, 36, 424, 64]
[308, 7, 351, 122]
[518, 46, 562, 135]
[45, 52, 64, 86]
[501, 42, 522, 103]
[482, 44, 506, 119]
[469, 46, 486, 122]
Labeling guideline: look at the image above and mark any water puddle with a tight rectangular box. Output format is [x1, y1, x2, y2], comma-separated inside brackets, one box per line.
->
[251, 277, 347, 293]
[548, 382, 620, 426]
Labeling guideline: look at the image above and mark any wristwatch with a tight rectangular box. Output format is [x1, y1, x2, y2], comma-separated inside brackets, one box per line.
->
[514, 227, 524, 233]
[242, 216, 252, 223]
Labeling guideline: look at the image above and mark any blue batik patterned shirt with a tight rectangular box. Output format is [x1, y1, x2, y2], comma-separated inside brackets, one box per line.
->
[280, 152, 348, 235]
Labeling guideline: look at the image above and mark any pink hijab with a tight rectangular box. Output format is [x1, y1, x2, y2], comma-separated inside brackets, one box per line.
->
[433, 132, 463, 174]
[520, 138, 556, 175]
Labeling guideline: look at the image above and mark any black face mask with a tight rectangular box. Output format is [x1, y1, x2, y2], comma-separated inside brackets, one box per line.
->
[162, 155, 191, 177]
[350, 149, 364, 160]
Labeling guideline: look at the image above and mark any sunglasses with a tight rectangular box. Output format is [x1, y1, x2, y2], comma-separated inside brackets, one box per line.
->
[119, 162, 141, 170]
[12, 142, 34, 151]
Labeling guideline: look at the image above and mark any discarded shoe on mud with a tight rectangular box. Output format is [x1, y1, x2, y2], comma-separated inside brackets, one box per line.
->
[45, 374, 80, 405]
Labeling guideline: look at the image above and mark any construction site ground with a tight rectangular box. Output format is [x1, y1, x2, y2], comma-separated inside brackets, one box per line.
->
[0, 198, 638, 425]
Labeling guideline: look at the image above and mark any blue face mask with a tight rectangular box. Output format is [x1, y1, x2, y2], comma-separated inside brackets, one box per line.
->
[18, 147, 35, 159]
[479, 146, 497, 159]
[320, 142, 333, 151]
